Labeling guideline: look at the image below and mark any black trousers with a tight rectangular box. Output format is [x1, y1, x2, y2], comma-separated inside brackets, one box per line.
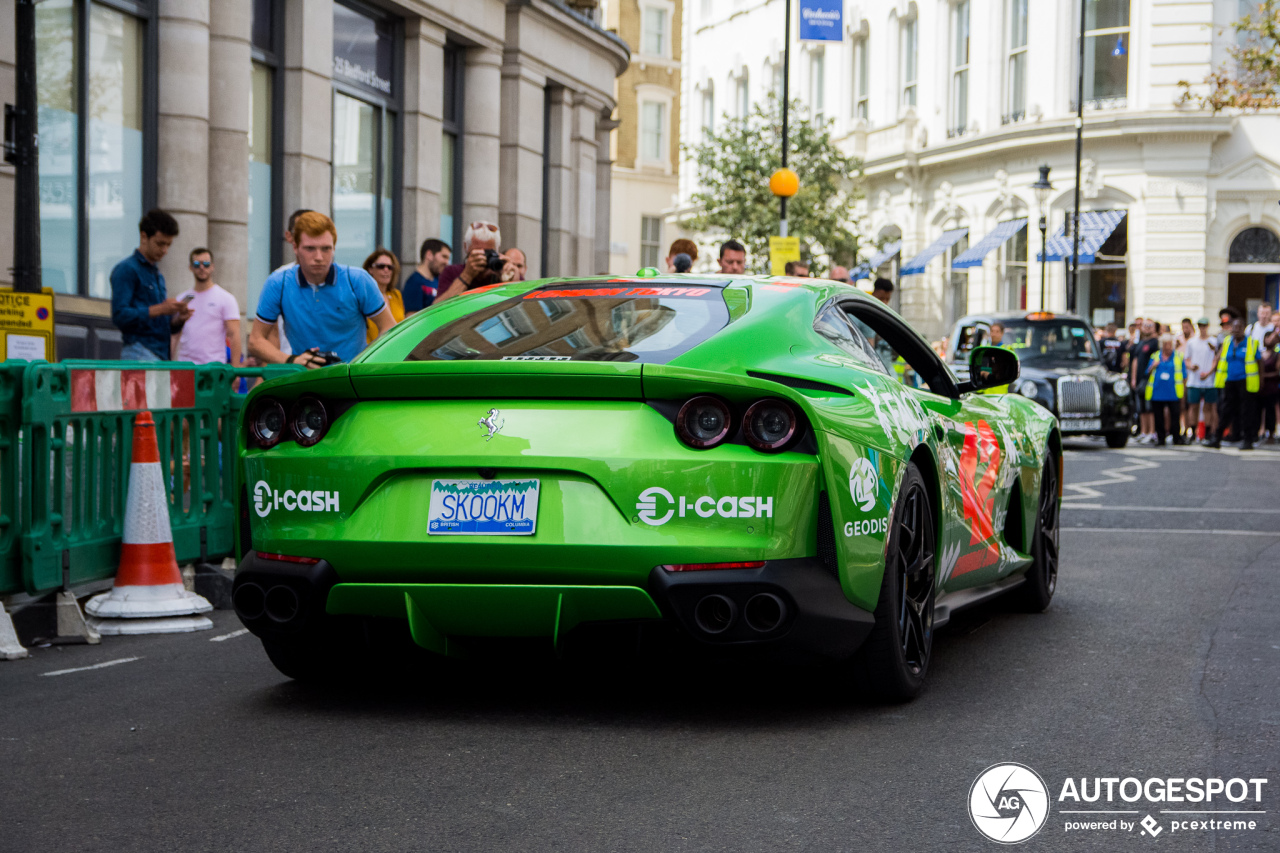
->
[1151, 399, 1180, 444]
[1217, 380, 1258, 446]
[1259, 391, 1278, 435]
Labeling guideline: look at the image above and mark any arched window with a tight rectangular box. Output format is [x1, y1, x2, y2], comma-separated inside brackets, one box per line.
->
[1229, 227, 1280, 264]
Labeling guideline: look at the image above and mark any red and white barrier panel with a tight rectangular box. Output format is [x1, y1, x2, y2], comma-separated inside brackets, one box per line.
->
[70, 368, 195, 413]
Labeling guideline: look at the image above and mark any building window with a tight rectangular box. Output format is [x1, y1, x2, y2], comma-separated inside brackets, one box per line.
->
[949, 1, 970, 137]
[809, 50, 825, 122]
[998, 221, 1028, 310]
[701, 86, 715, 139]
[772, 62, 784, 100]
[640, 216, 662, 269]
[642, 5, 668, 57]
[248, 0, 281, 314]
[640, 100, 666, 163]
[37, 0, 153, 299]
[1005, 0, 1028, 124]
[947, 233, 970, 326]
[901, 16, 918, 109]
[853, 37, 869, 120]
[736, 74, 750, 117]
[1082, 0, 1130, 108]
[331, 2, 399, 267]
[442, 45, 463, 249]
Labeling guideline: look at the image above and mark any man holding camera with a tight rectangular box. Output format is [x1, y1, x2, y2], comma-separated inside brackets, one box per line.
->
[249, 211, 394, 369]
[435, 221, 509, 304]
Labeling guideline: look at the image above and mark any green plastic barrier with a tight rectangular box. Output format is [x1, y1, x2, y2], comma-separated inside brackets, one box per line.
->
[3, 359, 301, 596]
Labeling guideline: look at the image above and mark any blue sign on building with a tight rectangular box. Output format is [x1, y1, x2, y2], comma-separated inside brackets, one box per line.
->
[798, 0, 843, 42]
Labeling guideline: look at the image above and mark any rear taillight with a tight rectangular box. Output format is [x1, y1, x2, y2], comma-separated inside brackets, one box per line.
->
[289, 396, 329, 446]
[742, 398, 797, 452]
[661, 561, 766, 572]
[249, 398, 287, 448]
[255, 551, 320, 565]
[675, 396, 732, 449]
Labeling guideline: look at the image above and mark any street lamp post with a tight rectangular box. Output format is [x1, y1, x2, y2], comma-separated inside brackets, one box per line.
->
[1031, 165, 1053, 310]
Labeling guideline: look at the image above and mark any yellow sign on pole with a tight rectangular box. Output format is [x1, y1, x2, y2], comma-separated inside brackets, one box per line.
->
[0, 287, 57, 361]
[769, 236, 801, 276]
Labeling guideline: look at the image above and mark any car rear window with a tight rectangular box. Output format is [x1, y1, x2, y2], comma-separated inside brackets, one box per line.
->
[405, 284, 729, 364]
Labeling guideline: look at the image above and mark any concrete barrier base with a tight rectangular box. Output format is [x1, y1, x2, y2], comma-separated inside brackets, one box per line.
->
[0, 603, 28, 660]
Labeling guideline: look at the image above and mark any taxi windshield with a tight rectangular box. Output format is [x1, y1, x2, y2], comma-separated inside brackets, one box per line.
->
[1000, 319, 1100, 364]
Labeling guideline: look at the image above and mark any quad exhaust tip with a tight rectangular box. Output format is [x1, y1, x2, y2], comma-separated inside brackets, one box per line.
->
[233, 582, 266, 621]
[693, 594, 737, 634]
[234, 582, 302, 625]
[744, 593, 787, 633]
[265, 585, 301, 623]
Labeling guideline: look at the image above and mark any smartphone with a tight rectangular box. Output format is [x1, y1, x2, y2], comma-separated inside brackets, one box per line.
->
[180, 293, 195, 303]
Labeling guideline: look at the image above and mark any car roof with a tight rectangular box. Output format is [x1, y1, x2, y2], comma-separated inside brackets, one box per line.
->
[953, 310, 1088, 324]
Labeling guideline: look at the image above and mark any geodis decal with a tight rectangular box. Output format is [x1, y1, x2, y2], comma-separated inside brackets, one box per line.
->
[844, 452, 889, 537]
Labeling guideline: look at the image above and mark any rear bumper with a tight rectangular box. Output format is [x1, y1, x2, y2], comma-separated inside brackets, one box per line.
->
[234, 553, 875, 662]
[648, 558, 875, 662]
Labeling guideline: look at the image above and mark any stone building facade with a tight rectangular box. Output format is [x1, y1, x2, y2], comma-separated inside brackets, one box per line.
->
[0, 0, 627, 357]
[605, 0, 682, 274]
[680, 0, 1280, 341]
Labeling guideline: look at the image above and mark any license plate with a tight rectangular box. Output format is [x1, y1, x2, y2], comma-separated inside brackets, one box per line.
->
[1061, 418, 1101, 431]
[427, 479, 540, 535]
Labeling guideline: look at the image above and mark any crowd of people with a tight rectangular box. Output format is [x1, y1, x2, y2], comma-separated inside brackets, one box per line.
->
[1096, 306, 1279, 449]
[109, 208, 528, 372]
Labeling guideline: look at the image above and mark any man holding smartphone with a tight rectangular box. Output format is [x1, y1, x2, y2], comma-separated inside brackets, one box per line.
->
[172, 247, 242, 365]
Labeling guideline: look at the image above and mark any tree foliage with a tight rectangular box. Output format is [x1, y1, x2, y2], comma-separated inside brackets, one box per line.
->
[684, 96, 863, 273]
[1179, 1, 1280, 111]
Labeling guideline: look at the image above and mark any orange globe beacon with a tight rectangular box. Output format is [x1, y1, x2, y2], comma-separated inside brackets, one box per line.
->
[769, 168, 799, 198]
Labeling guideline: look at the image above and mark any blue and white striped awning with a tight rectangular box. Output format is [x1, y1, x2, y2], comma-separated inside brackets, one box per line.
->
[1038, 210, 1127, 263]
[900, 229, 969, 276]
[850, 241, 902, 281]
[951, 218, 1028, 269]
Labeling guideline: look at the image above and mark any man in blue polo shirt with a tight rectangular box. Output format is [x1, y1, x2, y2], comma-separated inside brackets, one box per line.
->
[248, 212, 395, 368]
[110, 209, 191, 360]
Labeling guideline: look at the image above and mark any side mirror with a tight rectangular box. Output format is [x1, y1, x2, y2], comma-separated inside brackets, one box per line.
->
[959, 345, 1019, 394]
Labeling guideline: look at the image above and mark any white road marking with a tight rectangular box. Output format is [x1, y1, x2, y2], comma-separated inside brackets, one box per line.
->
[1063, 504, 1280, 514]
[1063, 453, 1161, 501]
[209, 628, 249, 643]
[41, 657, 141, 677]
[1064, 527, 1280, 538]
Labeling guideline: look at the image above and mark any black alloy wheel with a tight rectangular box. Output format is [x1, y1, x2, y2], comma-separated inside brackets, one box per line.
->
[854, 463, 936, 701]
[1016, 454, 1060, 612]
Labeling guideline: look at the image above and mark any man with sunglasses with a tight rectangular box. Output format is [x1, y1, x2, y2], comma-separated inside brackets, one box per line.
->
[172, 247, 241, 365]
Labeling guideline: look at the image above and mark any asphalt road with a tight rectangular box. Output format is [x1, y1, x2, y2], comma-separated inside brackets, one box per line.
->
[2, 439, 1277, 852]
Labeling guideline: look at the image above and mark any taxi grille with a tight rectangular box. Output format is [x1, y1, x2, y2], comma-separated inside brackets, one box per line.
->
[1056, 376, 1101, 416]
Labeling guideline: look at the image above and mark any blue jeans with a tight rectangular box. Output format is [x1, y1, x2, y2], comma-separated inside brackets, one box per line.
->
[121, 341, 163, 362]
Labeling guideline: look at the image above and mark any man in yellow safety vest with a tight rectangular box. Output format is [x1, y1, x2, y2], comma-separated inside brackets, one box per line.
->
[1209, 317, 1260, 450]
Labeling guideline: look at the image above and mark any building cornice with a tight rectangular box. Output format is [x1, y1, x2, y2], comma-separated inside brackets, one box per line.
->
[857, 112, 1237, 178]
[521, 0, 632, 77]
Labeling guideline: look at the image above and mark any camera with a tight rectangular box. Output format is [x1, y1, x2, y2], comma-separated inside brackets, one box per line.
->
[483, 249, 507, 273]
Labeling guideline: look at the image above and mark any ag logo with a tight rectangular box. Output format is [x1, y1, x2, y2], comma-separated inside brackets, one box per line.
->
[253, 480, 273, 518]
[969, 763, 1050, 844]
[636, 487, 674, 526]
[848, 457, 878, 512]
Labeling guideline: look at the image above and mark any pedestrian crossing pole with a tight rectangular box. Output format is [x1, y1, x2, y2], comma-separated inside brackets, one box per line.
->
[779, 0, 792, 238]
[1069, 0, 1086, 315]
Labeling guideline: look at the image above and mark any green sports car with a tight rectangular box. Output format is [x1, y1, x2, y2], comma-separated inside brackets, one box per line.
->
[233, 273, 1061, 699]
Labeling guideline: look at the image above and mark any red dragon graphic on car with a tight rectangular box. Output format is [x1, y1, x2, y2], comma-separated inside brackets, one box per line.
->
[952, 419, 1003, 577]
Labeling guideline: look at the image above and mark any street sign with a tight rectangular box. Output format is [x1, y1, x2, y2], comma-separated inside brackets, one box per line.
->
[0, 287, 55, 361]
[798, 0, 842, 42]
[769, 236, 801, 276]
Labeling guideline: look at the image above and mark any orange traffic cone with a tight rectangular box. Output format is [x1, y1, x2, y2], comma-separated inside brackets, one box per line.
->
[86, 411, 213, 634]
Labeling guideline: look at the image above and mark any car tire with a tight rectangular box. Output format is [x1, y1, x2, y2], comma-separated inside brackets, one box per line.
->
[1015, 454, 1060, 613]
[852, 463, 936, 702]
[1104, 431, 1129, 448]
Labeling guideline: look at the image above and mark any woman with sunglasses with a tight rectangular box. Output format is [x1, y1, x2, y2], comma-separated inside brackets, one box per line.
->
[363, 248, 404, 345]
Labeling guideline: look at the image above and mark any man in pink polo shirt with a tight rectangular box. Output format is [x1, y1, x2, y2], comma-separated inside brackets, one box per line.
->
[172, 247, 241, 365]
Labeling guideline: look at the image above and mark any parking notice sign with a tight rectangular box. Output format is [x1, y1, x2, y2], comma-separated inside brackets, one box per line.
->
[0, 288, 56, 361]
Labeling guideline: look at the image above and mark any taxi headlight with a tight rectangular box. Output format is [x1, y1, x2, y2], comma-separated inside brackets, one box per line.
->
[1017, 380, 1039, 399]
[1112, 378, 1131, 396]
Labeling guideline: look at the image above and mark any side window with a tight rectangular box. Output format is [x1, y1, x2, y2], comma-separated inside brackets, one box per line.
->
[843, 302, 958, 397]
[952, 324, 987, 362]
[813, 305, 890, 375]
